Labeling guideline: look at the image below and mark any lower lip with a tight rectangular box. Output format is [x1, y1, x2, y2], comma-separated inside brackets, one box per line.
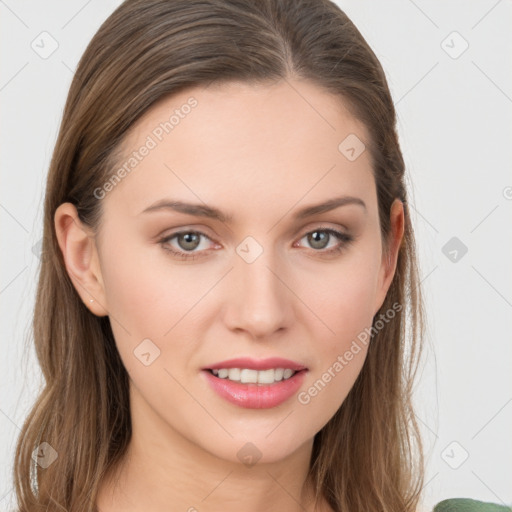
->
[202, 369, 308, 409]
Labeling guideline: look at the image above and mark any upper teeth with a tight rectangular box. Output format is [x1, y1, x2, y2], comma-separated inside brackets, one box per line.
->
[211, 368, 296, 384]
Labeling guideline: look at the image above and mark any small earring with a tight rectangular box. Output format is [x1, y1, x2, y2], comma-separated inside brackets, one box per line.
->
[89, 299, 94, 303]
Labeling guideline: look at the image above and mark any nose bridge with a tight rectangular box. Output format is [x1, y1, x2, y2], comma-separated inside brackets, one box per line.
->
[225, 237, 292, 338]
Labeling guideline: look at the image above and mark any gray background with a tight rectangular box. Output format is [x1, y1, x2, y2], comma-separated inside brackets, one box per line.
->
[1, 1, 511, 510]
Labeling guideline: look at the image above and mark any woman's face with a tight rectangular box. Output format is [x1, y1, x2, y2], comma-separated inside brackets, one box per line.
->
[71, 79, 402, 464]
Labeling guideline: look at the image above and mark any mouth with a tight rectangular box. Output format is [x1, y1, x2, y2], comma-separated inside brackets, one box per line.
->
[201, 357, 309, 408]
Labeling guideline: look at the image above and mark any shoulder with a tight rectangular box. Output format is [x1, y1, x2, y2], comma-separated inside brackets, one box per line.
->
[433, 498, 512, 512]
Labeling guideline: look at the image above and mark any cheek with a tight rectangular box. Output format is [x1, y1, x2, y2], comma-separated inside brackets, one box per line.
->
[327, 275, 377, 343]
[297, 277, 375, 427]
[297, 249, 379, 415]
[100, 238, 215, 338]
[308, 253, 380, 350]
[311, 280, 373, 380]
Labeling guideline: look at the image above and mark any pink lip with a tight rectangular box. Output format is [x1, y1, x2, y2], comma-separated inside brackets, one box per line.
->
[203, 357, 307, 371]
[202, 369, 308, 409]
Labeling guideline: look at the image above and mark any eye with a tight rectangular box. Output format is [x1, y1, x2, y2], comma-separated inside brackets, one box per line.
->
[159, 230, 217, 260]
[295, 228, 354, 255]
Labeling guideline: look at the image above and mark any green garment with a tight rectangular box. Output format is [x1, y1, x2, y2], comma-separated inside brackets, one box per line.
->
[434, 499, 512, 511]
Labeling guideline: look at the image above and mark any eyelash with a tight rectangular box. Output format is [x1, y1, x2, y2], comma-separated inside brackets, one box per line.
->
[158, 228, 354, 261]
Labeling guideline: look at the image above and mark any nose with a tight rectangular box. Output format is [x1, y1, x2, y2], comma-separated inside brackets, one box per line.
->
[222, 246, 294, 340]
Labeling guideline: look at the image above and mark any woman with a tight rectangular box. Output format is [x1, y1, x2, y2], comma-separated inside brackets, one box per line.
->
[12, 0, 507, 511]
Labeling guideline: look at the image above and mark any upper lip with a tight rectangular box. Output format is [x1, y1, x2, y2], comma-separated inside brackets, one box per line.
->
[203, 357, 308, 372]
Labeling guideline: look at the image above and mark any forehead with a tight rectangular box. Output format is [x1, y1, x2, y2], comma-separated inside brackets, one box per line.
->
[104, 79, 375, 222]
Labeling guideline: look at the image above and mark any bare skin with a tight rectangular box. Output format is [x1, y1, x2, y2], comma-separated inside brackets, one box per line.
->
[55, 78, 404, 512]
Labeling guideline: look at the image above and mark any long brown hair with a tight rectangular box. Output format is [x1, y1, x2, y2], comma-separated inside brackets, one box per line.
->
[13, 0, 426, 510]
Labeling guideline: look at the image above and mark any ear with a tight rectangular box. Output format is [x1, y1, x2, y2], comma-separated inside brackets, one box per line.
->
[373, 198, 405, 316]
[54, 202, 108, 317]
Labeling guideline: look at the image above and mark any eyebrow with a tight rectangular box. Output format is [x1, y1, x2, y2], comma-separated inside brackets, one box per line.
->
[140, 195, 366, 223]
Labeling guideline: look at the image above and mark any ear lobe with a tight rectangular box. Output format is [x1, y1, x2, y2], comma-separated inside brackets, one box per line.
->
[54, 202, 108, 317]
[373, 199, 404, 316]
